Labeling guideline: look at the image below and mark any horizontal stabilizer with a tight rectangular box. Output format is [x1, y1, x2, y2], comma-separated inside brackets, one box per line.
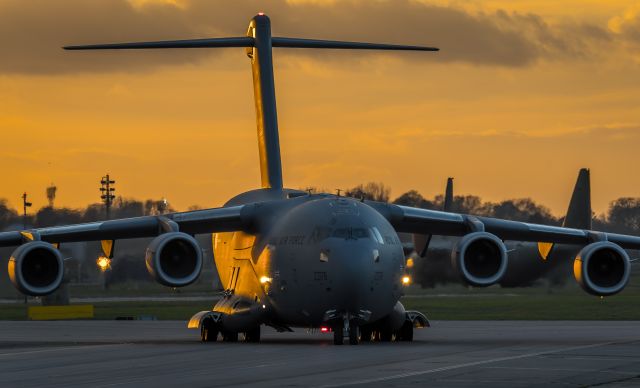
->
[271, 37, 438, 51]
[65, 37, 438, 52]
[64, 37, 254, 50]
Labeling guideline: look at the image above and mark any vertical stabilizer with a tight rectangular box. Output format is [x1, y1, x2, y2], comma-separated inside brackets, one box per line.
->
[563, 168, 591, 229]
[443, 177, 454, 212]
[538, 168, 591, 260]
[247, 15, 283, 189]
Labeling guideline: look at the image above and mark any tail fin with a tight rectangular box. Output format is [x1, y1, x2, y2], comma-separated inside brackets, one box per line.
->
[562, 168, 592, 229]
[443, 177, 454, 212]
[64, 14, 438, 189]
[538, 168, 591, 260]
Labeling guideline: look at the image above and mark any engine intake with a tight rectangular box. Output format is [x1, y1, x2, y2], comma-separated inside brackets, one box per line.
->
[452, 232, 508, 287]
[8, 241, 64, 296]
[574, 242, 630, 296]
[145, 232, 203, 287]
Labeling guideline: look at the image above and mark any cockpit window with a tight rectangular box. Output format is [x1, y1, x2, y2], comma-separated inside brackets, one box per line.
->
[371, 227, 384, 244]
[332, 228, 348, 238]
[331, 228, 370, 240]
[352, 228, 370, 238]
[308, 226, 333, 243]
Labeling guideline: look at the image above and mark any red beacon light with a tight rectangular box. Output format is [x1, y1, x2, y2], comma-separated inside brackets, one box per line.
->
[320, 326, 331, 333]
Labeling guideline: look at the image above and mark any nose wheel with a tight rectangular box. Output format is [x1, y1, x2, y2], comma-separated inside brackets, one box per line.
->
[333, 325, 344, 345]
[333, 319, 360, 345]
[348, 323, 359, 345]
[244, 326, 261, 342]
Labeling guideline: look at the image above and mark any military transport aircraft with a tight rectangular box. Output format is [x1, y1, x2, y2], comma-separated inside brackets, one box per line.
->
[3, 14, 638, 345]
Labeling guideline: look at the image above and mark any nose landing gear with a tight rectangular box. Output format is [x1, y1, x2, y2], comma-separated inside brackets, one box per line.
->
[348, 321, 359, 345]
[333, 318, 361, 345]
[333, 325, 344, 345]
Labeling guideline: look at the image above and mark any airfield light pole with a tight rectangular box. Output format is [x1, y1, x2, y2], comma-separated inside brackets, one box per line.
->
[100, 174, 116, 220]
[22, 192, 32, 230]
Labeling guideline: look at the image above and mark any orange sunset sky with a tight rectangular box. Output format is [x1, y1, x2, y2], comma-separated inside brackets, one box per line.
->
[1, 0, 639, 216]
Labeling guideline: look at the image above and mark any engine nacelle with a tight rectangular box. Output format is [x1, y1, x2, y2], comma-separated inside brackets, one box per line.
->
[451, 232, 508, 287]
[574, 242, 630, 296]
[145, 232, 203, 287]
[8, 241, 64, 296]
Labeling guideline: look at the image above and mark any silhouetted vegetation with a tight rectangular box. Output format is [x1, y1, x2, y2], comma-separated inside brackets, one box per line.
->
[345, 182, 391, 202]
[0, 184, 632, 234]
[342, 181, 640, 234]
[0, 196, 177, 231]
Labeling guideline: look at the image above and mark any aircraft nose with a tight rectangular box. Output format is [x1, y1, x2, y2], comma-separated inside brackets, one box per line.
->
[328, 242, 374, 312]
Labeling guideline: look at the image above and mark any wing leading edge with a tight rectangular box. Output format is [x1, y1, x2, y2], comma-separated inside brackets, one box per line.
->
[368, 202, 640, 250]
[0, 205, 254, 247]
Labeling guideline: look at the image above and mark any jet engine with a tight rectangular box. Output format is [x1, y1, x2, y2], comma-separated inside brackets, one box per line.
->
[8, 241, 64, 296]
[574, 241, 630, 296]
[145, 232, 203, 287]
[451, 232, 508, 287]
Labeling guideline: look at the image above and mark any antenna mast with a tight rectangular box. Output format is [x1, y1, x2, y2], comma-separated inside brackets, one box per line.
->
[100, 174, 116, 219]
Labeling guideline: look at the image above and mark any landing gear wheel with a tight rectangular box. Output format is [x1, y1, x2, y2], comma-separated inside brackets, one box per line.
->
[397, 320, 414, 342]
[222, 330, 239, 342]
[333, 325, 344, 345]
[379, 328, 393, 342]
[348, 322, 359, 345]
[360, 327, 372, 342]
[244, 326, 261, 343]
[200, 319, 218, 342]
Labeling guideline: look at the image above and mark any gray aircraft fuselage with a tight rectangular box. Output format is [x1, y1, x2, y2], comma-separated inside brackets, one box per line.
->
[213, 188, 405, 330]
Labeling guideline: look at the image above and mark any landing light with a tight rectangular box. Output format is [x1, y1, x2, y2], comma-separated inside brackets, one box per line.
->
[260, 276, 272, 284]
[96, 256, 111, 272]
[402, 276, 411, 285]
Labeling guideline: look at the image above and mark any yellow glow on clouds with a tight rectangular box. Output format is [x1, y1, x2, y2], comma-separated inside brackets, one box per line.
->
[1, 0, 639, 216]
[127, 0, 187, 9]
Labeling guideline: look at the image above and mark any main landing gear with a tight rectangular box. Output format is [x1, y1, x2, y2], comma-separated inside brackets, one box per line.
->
[200, 318, 218, 342]
[332, 320, 416, 345]
[200, 319, 261, 343]
[333, 319, 359, 345]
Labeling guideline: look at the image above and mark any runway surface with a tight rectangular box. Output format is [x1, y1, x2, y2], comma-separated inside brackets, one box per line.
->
[0, 320, 638, 387]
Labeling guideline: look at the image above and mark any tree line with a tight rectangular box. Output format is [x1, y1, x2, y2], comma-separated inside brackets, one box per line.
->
[0, 197, 175, 231]
[0, 183, 639, 235]
[345, 182, 640, 235]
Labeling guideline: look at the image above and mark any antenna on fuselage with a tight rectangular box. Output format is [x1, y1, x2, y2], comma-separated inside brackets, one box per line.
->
[64, 14, 439, 190]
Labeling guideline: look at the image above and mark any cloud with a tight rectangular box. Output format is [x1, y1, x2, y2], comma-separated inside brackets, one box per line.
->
[419, 123, 640, 140]
[609, 4, 640, 44]
[0, 0, 624, 74]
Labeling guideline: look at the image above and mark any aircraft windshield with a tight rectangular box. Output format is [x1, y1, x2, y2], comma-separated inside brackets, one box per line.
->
[332, 228, 370, 240]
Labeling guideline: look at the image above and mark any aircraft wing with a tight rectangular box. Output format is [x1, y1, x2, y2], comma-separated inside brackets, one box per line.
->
[369, 202, 640, 250]
[0, 205, 253, 247]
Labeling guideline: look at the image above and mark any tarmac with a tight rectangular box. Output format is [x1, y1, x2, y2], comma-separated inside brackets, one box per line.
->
[0, 320, 638, 387]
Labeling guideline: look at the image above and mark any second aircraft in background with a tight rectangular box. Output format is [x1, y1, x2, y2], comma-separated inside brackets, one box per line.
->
[411, 168, 592, 288]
